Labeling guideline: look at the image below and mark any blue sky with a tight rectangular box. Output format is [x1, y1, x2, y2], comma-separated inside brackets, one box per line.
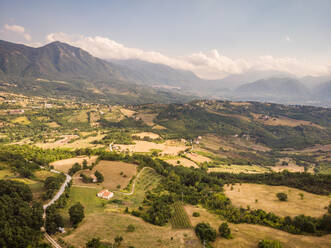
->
[0, 0, 330, 79]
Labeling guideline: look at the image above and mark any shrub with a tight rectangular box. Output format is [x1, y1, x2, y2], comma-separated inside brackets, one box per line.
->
[218, 222, 231, 239]
[258, 239, 282, 248]
[194, 222, 217, 243]
[193, 212, 200, 217]
[276, 192, 288, 201]
[127, 224, 135, 232]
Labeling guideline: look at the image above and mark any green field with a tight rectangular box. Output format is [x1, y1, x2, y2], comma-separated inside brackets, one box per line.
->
[63, 186, 105, 215]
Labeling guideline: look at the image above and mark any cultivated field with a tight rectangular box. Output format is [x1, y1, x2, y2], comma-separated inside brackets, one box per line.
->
[186, 153, 211, 164]
[208, 165, 269, 174]
[224, 183, 331, 217]
[75, 160, 137, 191]
[185, 205, 331, 248]
[50, 156, 98, 173]
[116, 140, 187, 155]
[170, 202, 192, 229]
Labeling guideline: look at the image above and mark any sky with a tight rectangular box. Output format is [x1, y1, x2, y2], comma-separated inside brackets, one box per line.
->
[0, 0, 330, 79]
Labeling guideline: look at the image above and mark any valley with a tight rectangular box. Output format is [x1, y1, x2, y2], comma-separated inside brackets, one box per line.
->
[1, 92, 331, 248]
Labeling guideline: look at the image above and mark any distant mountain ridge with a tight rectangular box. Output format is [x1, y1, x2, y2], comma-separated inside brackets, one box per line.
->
[0, 40, 330, 106]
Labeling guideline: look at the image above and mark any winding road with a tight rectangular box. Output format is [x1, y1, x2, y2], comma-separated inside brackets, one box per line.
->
[42, 169, 72, 248]
[119, 167, 149, 196]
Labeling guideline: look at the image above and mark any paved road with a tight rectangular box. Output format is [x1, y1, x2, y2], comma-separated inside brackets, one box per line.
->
[42, 168, 72, 247]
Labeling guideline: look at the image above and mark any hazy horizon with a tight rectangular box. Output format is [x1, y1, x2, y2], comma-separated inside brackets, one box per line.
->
[1, 0, 330, 80]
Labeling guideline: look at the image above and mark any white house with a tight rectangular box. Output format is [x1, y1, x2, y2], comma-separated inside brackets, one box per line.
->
[97, 189, 114, 200]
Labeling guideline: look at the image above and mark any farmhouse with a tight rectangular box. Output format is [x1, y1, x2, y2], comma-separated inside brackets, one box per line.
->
[97, 189, 114, 200]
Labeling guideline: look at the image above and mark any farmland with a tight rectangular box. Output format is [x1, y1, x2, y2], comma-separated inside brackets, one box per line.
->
[50, 156, 98, 173]
[170, 202, 192, 229]
[185, 205, 331, 248]
[224, 183, 331, 217]
[75, 160, 137, 191]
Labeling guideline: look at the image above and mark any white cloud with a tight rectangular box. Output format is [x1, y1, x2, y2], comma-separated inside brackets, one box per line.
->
[4, 24, 31, 41]
[285, 35, 291, 42]
[45, 32, 330, 79]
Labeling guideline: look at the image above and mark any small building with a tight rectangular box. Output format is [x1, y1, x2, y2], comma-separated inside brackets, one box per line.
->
[9, 109, 24, 115]
[97, 189, 114, 200]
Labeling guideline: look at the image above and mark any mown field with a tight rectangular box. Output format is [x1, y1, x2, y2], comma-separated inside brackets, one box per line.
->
[75, 160, 137, 191]
[185, 205, 331, 248]
[224, 183, 331, 218]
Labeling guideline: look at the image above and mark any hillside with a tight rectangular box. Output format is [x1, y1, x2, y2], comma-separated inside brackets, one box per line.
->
[314, 81, 331, 105]
[234, 77, 310, 103]
[0, 40, 193, 104]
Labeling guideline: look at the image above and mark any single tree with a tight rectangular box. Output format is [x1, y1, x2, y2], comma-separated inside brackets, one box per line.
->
[82, 159, 88, 169]
[69, 202, 85, 227]
[94, 170, 104, 183]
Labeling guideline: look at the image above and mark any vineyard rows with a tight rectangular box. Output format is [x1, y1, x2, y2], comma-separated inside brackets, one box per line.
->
[170, 201, 192, 229]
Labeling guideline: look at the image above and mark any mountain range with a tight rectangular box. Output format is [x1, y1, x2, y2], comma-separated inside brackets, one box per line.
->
[0, 40, 330, 106]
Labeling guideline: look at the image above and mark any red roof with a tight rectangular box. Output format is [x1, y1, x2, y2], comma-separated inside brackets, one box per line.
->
[103, 191, 112, 197]
[98, 189, 107, 194]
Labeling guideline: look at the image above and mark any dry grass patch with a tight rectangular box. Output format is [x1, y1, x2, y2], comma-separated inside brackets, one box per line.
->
[133, 132, 160, 139]
[186, 153, 211, 164]
[166, 158, 198, 168]
[135, 112, 157, 126]
[185, 205, 331, 248]
[224, 183, 331, 218]
[50, 156, 98, 173]
[11, 116, 30, 125]
[152, 124, 167, 130]
[120, 108, 136, 117]
[34, 170, 58, 180]
[252, 113, 323, 129]
[46, 121, 60, 128]
[36, 133, 105, 149]
[208, 165, 269, 174]
[75, 160, 137, 191]
[116, 140, 186, 155]
[61, 212, 200, 248]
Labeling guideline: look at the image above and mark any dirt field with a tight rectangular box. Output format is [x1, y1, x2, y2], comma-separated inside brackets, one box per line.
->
[185, 205, 331, 248]
[133, 132, 160, 139]
[166, 158, 199, 168]
[74, 160, 137, 191]
[116, 140, 187, 155]
[50, 156, 98, 173]
[224, 183, 331, 217]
